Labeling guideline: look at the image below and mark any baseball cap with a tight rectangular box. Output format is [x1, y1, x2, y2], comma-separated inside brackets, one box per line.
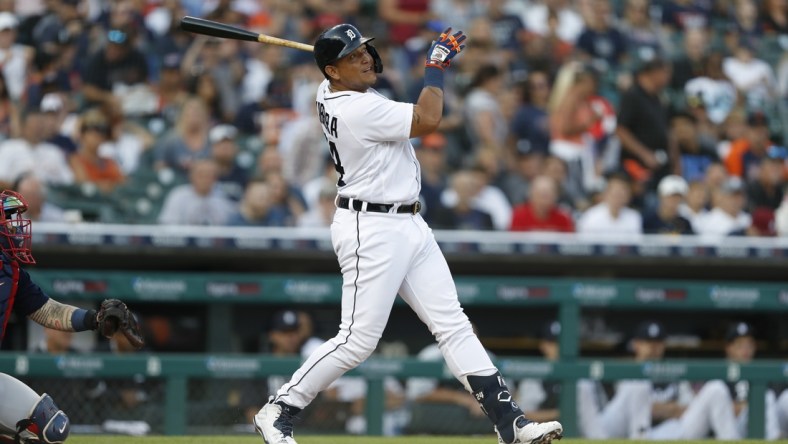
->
[725, 322, 754, 342]
[209, 124, 238, 144]
[540, 320, 561, 341]
[720, 176, 745, 194]
[658, 175, 688, 197]
[271, 310, 300, 332]
[0, 12, 18, 31]
[633, 321, 666, 341]
[40, 93, 64, 113]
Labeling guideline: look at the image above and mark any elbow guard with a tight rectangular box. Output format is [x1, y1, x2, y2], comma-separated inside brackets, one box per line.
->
[15, 394, 70, 443]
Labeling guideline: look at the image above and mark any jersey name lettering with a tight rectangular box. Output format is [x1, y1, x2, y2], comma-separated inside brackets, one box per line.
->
[316, 101, 338, 138]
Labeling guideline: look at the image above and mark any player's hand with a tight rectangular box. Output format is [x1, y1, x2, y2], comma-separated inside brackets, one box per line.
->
[426, 28, 466, 70]
[96, 299, 145, 349]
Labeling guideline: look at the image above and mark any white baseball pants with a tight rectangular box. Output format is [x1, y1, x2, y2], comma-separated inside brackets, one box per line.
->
[274, 209, 496, 408]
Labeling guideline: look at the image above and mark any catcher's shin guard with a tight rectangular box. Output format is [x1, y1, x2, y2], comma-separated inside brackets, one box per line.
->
[14, 394, 69, 443]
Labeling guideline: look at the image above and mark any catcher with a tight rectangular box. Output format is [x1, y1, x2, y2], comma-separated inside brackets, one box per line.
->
[0, 190, 144, 444]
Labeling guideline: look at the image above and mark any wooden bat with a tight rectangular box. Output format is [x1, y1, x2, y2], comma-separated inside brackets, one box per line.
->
[180, 16, 314, 52]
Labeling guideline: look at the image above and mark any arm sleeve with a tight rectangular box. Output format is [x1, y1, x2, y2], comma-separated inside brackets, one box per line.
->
[12, 268, 50, 316]
[343, 94, 413, 143]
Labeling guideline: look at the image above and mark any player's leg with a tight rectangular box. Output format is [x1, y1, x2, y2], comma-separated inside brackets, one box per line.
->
[596, 380, 652, 439]
[673, 380, 739, 439]
[0, 373, 70, 443]
[255, 211, 416, 442]
[398, 217, 561, 443]
[778, 389, 788, 438]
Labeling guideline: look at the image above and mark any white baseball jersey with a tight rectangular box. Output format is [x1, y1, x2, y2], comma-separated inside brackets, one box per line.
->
[315, 79, 420, 204]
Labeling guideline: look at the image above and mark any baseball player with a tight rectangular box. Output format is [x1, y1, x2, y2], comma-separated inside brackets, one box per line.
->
[0, 190, 144, 444]
[581, 321, 740, 440]
[719, 322, 781, 440]
[253, 24, 563, 444]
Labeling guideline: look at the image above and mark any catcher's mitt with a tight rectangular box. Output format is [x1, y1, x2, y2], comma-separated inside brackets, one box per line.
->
[96, 299, 145, 349]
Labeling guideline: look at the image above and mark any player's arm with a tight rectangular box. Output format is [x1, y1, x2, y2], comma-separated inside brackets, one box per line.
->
[410, 28, 466, 138]
[28, 299, 85, 331]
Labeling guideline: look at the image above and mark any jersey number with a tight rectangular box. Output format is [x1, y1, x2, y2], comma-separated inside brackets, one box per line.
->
[328, 141, 346, 187]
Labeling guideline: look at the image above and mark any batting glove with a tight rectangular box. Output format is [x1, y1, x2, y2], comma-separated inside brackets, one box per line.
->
[426, 28, 466, 70]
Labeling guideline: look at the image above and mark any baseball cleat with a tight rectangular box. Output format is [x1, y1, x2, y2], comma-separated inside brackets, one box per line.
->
[253, 398, 300, 444]
[496, 416, 563, 444]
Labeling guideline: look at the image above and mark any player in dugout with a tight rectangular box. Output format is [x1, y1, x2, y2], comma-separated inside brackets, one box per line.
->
[0, 190, 144, 443]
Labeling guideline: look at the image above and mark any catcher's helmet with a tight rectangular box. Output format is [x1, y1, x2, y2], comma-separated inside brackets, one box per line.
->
[0, 190, 34, 264]
[314, 24, 382, 77]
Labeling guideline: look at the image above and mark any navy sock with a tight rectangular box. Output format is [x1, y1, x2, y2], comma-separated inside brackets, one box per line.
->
[467, 372, 524, 443]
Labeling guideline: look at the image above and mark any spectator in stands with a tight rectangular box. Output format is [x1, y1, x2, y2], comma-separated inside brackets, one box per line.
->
[643, 175, 695, 234]
[693, 176, 753, 236]
[761, 0, 788, 35]
[0, 71, 19, 141]
[209, 123, 248, 202]
[775, 195, 788, 236]
[616, 57, 673, 195]
[510, 176, 574, 232]
[31, 0, 82, 56]
[464, 64, 507, 154]
[732, 0, 763, 40]
[548, 62, 602, 199]
[297, 182, 336, 228]
[181, 35, 243, 122]
[684, 52, 738, 126]
[723, 38, 777, 109]
[672, 111, 719, 183]
[0, 109, 73, 189]
[723, 112, 774, 182]
[155, 52, 189, 127]
[82, 27, 150, 114]
[577, 172, 643, 235]
[153, 96, 211, 176]
[660, 0, 712, 33]
[487, 0, 527, 61]
[543, 155, 579, 210]
[278, 105, 327, 190]
[240, 44, 285, 107]
[511, 69, 551, 161]
[13, 174, 66, 222]
[679, 179, 710, 228]
[0, 12, 32, 102]
[576, 0, 628, 69]
[523, 0, 584, 45]
[69, 108, 125, 194]
[39, 93, 77, 155]
[670, 27, 710, 90]
[416, 132, 449, 225]
[157, 158, 236, 225]
[227, 181, 276, 227]
[748, 145, 786, 211]
[433, 170, 495, 230]
[619, 0, 669, 61]
[501, 142, 545, 210]
[263, 171, 306, 227]
[378, 0, 433, 50]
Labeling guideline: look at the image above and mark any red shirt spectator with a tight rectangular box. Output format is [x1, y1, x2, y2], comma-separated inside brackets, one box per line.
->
[510, 176, 574, 232]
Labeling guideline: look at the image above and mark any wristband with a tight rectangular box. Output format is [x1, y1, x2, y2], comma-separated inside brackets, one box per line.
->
[71, 308, 97, 332]
[424, 66, 445, 90]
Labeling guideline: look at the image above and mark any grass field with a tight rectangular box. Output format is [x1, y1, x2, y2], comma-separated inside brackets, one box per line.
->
[64, 437, 781, 444]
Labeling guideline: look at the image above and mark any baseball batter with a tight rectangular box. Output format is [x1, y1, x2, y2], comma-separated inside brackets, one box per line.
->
[0, 190, 144, 444]
[253, 24, 563, 444]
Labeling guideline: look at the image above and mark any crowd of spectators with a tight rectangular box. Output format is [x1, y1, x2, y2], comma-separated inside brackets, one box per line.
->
[0, 0, 787, 237]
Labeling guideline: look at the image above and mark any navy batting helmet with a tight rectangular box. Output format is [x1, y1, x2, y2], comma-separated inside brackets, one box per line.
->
[314, 24, 382, 77]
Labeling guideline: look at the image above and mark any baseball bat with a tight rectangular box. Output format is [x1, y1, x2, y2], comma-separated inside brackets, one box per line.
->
[179, 16, 314, 52]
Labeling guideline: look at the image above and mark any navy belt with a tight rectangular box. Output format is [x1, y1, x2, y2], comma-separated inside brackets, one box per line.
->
[336, 196, 421, 215]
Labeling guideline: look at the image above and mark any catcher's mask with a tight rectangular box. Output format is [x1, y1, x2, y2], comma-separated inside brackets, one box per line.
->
[313, 23, 383, 78]
[0, 190, 35, 264]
